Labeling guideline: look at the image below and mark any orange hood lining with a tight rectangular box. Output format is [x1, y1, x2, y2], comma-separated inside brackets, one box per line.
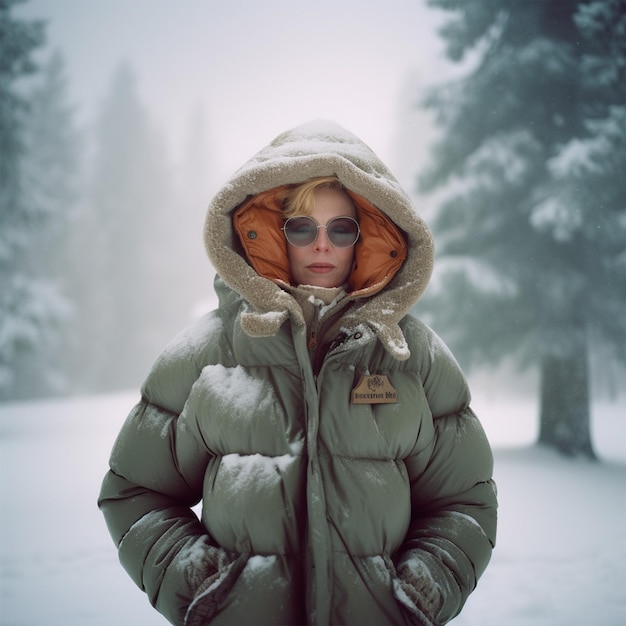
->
[232, 185, 408, 297]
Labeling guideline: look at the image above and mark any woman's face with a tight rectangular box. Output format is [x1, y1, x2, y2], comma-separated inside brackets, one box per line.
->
[286, 188, 357, 288]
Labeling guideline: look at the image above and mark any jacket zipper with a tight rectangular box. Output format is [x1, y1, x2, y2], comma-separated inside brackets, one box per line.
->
[309, 298, 352, 375]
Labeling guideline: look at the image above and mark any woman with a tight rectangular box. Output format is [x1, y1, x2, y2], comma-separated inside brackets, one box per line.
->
[98, 120, 497, 626]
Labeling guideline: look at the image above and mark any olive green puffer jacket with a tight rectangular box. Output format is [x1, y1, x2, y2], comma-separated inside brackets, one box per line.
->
[98, 120, 497, 626]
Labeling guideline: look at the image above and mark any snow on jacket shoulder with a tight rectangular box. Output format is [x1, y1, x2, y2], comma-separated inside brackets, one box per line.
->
[98, 120, 497, 626]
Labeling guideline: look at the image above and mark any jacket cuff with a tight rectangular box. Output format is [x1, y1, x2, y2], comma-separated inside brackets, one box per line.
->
[184, 551, 249, 626]
[392, 555, 443, 626]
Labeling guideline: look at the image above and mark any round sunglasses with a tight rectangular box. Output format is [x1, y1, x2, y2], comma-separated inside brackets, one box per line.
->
[282, 215, 360, 248]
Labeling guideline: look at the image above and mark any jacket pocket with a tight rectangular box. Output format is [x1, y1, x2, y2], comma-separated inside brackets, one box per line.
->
[184, 550, 249, 626]
[203, 554, 304, 626]
[331, 553, 407, 625]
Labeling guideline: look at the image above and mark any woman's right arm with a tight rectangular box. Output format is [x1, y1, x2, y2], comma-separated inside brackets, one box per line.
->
[99, 399, 216, 624]
[98, 314, 237, 625]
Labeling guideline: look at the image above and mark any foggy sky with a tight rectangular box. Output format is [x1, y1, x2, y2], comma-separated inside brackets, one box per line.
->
[15, 0, 456, 190]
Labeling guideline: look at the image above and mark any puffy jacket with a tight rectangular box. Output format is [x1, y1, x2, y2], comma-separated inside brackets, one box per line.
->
[98, 120, 497, 626]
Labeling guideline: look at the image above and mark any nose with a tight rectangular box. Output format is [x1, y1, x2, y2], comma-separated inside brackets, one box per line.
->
[314, 226, 331, 251]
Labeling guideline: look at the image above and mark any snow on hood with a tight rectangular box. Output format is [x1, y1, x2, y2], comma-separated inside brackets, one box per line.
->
[203, 119, 434, 360]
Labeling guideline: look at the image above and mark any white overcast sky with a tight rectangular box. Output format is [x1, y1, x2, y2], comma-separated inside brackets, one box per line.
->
[16, 0, 459, 190]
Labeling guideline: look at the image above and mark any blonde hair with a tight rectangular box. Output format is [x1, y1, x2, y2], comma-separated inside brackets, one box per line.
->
[282, 176, 352, 218]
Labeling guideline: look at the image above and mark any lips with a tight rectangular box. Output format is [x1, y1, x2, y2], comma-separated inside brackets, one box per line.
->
[307, 263, 335, 273]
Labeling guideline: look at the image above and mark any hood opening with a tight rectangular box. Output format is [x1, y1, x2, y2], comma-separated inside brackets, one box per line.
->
[233, 183, 408, 297]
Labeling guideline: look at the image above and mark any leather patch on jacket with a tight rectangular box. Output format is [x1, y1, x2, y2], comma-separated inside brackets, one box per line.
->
[351, 375, 398, 404]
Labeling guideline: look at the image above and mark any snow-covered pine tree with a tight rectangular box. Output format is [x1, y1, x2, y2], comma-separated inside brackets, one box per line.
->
[0, 0, 67, 400]
[416, 0, 625, 457]
[10, 50, 81, 399]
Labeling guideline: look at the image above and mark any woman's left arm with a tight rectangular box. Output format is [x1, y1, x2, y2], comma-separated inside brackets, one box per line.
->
[396, 407, 497, 625]
[393, 320, 498, 625]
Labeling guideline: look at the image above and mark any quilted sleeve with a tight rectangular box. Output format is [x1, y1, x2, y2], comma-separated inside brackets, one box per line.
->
[98, 313, 237, 625]
[394, 319, 498, 625]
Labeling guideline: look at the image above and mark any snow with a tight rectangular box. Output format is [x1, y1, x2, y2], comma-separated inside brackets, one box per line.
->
[220, 452, 296, 492]
[244, 555, 277, 576]
[199, 364, 269, 415]
[245, 120, 379, 169]
[0, 390, 624, 625]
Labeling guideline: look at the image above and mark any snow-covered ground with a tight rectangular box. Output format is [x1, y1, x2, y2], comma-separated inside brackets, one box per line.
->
[0, 389, 624, 626]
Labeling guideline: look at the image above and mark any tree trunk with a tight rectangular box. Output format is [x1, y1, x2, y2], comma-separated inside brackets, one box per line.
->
[538, 329, 596, 458]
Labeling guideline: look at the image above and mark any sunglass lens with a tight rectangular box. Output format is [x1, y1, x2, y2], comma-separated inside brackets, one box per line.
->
[284, 217, 316, 246]
[328, 218, 360, 247]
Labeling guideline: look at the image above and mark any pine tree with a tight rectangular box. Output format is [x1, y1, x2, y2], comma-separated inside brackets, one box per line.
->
[176, 103, 218, 317]
[83, 62, 182, 391]
[416, 0, 625, 457]
[10, 49, 81, 398]
[0, 0, 63, 399]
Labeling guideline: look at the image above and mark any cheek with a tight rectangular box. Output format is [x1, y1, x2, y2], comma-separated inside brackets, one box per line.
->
[287, 245, 300, 266]
[341, 249, 356, 269]
[286, 246, 305, 278]
[337, 249, 356, 280]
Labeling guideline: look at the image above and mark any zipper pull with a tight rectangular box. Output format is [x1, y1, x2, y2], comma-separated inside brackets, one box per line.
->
[308, 331, 318, 350]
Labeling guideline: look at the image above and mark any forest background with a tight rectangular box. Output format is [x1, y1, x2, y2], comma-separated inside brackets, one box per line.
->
[1, 0, 624, 461]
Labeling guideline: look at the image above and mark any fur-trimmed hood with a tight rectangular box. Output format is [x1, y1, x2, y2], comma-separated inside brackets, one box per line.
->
[203, 119, 434, 360]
